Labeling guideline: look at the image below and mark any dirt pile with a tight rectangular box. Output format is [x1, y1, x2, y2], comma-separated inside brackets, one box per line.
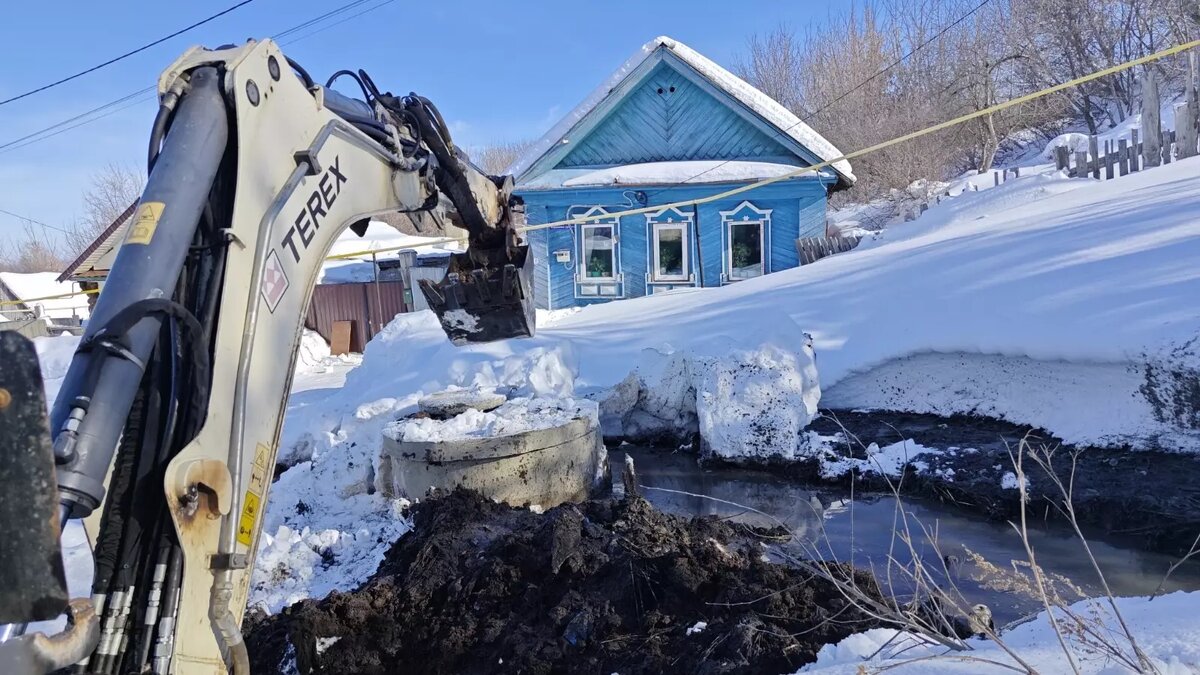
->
[245, 489, 883, 674]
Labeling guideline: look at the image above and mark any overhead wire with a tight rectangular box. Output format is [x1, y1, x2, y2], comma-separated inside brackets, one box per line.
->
[0, 0, 258, 108]
[10, 7, 1196, 312]
[16, 35, 1200, 310]
[0, 0, 397, 155]
[0, 207, 77, 235]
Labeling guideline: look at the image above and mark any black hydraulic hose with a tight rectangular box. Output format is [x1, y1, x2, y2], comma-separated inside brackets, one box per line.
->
[325, 69, 371, 101]
[148, 84, 184, 174]
[286, 56, 314, 89]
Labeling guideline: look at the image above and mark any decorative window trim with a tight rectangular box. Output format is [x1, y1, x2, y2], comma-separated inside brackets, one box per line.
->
[569, 205, 625, 300]
[645, 206, 694, 283]
[719, 201, 772, 283]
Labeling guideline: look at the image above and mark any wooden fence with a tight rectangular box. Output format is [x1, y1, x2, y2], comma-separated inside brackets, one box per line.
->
[1052, 128, 1181, 180]
[796, 236, 862, 265]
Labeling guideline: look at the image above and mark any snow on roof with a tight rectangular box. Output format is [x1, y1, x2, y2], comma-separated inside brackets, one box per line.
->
[521, 160, 825, 191]
[506, 36, 854, 186]
[0, 272, 90, 320]
[320, 220, 462, 284]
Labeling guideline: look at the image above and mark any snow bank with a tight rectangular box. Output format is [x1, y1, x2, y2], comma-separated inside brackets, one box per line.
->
[799, 591, 1200, 674]
[384, 396, 597, 443]
[592, 342, 821, 460]
[285, 158, 1200, 455]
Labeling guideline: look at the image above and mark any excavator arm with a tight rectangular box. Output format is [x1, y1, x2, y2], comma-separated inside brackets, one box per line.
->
[0, 39, 535, 674]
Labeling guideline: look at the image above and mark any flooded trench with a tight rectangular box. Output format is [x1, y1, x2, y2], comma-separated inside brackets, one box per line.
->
[623, 447, 1200, 628]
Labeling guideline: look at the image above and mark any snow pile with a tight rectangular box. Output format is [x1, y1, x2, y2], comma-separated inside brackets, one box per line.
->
[818, 439, 940, 479]
[0, 272, 89, 321]
[384, 396, 598, 443]
[798, 591, 1200, 674]
[591, 342, 820, 460]
[248, 392, 417, 613]
[1040, 132, 1092, 160]
[296, 329, 332, 370]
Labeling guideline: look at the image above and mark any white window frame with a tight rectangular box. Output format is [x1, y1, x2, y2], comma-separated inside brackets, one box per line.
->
[576, 206, 619, 282]
[646, 206, 693, 283]
[719, 201, 772, 283]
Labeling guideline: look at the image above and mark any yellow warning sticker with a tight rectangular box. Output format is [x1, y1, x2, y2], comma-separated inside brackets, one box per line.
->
[236, 490, 262, 546]
[125, 201, 165, 245]
[254, 443, 270, 470]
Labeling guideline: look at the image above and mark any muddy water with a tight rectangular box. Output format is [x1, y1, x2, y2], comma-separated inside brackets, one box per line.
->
[623, 448, 1200, 627]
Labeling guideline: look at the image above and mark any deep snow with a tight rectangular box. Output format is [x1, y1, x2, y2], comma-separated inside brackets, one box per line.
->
[798, 592, 1200, 674]
[284, 157, 1200, 456]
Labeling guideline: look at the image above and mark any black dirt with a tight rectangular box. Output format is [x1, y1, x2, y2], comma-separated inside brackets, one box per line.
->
[805, 410, 1200, 556]
[244, 490, 884, 675]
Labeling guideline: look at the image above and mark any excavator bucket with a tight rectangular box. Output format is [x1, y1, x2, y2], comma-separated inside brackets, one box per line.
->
[0, 332, 68, 623]
[420, 244, 536, 345]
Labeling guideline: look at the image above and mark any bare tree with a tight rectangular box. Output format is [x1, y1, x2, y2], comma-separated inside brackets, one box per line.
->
[0, 224, 70, 273]
[473, 139, 535, 175]
[66, 163, 145, 256]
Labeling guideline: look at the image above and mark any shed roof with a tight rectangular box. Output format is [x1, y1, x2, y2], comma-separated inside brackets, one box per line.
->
[57, 200, 137, 282]
[506, 36, 854, 188]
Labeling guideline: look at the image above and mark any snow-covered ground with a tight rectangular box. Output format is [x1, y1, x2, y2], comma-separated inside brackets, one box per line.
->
[282, 157, 1200, 460]
[799, 592, 1200, 674]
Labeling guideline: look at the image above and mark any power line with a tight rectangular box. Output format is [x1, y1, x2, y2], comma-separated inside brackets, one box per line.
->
[0, 0, 399, 154]
[647, 0, 995, 192]
[0, 0, 258, 108]
[0, 89, 156, 155]
[0, 207, 74, 235]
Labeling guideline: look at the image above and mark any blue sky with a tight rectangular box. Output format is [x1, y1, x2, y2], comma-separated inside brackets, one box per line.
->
[0, 0, 850, 246]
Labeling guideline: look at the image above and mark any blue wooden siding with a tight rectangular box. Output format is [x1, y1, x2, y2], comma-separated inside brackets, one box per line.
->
[520, 181, 830, 309]
[560, 61, 798, 168]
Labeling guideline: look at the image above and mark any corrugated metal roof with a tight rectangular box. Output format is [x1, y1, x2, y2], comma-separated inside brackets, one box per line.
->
[57, 201, 137, 282]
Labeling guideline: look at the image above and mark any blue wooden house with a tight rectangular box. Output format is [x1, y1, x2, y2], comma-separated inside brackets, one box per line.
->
[506, 36, 855, 310]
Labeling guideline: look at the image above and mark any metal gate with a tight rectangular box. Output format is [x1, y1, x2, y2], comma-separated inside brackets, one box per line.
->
[305, 281, 407, 353]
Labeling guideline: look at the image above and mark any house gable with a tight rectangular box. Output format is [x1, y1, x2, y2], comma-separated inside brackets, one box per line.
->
[558, 59, 801, 169]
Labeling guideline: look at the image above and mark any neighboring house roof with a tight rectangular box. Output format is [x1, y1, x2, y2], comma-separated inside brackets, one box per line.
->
[0, 272, 90, 321]
[506, 35, 854, 189]
[57, 200, 137, 283]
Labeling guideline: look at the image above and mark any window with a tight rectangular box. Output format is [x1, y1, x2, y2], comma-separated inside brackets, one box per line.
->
[728, 221, 764, 280]
[720, 201, 771, 283]
[652, 223, 689, 281]
[581, 224, 616, 280]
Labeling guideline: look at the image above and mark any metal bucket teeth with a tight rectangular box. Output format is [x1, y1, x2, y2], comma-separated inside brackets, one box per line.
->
[420, 245, 536, 345]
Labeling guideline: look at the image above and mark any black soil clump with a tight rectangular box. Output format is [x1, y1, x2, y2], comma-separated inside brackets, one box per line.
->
[245, 489, 884, 675]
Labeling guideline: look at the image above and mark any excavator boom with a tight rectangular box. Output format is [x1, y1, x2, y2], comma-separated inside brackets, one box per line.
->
[0, 39, 535, 674]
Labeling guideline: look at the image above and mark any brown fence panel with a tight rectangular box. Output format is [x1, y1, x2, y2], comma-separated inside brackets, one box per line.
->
[305, 281, 407, 353]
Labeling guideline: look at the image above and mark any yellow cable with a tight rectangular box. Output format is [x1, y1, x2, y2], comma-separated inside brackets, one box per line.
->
[10, 38, 1198, 309]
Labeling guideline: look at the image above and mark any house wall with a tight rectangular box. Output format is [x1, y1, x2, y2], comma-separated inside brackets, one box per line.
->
[559, 61, 799, 168]
[521, 180, 830, 310]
